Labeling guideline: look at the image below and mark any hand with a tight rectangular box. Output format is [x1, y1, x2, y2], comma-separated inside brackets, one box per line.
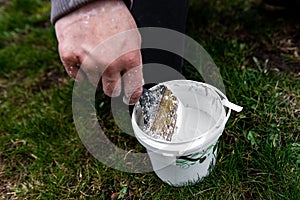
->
[55, 0, 143, 104]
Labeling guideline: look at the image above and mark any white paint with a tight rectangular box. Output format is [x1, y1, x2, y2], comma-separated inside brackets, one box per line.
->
[79, 8, 98, 21]
[111, 2, 124, 12]
[173, 107, 215, 142]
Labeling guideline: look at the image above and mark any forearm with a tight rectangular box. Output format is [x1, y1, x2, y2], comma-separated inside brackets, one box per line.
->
[50, 0, 132, 24]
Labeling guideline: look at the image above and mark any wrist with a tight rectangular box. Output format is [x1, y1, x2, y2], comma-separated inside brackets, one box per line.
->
[51, 0, 133, 25]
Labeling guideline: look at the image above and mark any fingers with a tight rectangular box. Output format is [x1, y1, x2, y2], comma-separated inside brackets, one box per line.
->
[64, 63, 85, 82]
[101, 50, 143, 101]
[122, 66, 143, 104]
[59, 44, 86, 82]
[59, 45, 143, 103]
[102, 68, 122, 97]
[121, 51, 143, 104]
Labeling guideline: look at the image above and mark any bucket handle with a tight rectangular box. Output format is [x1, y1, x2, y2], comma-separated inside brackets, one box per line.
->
[210, 86, 243, 112]
[221, 99, 242, 127]
[210, 86, 243, 126]
[222, 99, 243, 112]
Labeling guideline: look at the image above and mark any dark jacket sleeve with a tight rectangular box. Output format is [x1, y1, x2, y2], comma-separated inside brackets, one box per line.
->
[50, 0, 97, 24]
[50, 0, 132, 24]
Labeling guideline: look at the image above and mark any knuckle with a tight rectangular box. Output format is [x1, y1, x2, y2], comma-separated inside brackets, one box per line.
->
[102, 74, 121, 86]
[103, 80, 121, 97]
[122, 51, 141, 67]
[103, 66, 117, 76]
[59, 48, 73, 62]
[59, 44, 78, 63]
[128, 89, 142, 104]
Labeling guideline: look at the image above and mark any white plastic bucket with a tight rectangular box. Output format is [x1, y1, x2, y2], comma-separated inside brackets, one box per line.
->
[132, 80, 242, 186]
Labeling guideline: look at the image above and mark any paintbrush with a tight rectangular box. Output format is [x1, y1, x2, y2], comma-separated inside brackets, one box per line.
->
[138, 84, 182, 141]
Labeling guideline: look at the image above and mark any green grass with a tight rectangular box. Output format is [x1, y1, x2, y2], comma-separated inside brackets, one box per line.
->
[0, 0, 299, 199]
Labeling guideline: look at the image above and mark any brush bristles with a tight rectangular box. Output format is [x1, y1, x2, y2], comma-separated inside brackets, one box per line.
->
[150, 88, 179, 141]
[140, 85, 179, 141]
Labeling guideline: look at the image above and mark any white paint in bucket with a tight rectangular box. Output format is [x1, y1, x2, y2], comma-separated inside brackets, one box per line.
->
[132, 80, 242, 186]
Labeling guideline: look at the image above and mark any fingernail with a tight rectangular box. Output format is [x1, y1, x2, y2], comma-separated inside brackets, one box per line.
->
[123, 88, 142, 105]
[129, 93, 140, 104]
[123, 95, 135, 105]
[111, 89, 121, 97]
